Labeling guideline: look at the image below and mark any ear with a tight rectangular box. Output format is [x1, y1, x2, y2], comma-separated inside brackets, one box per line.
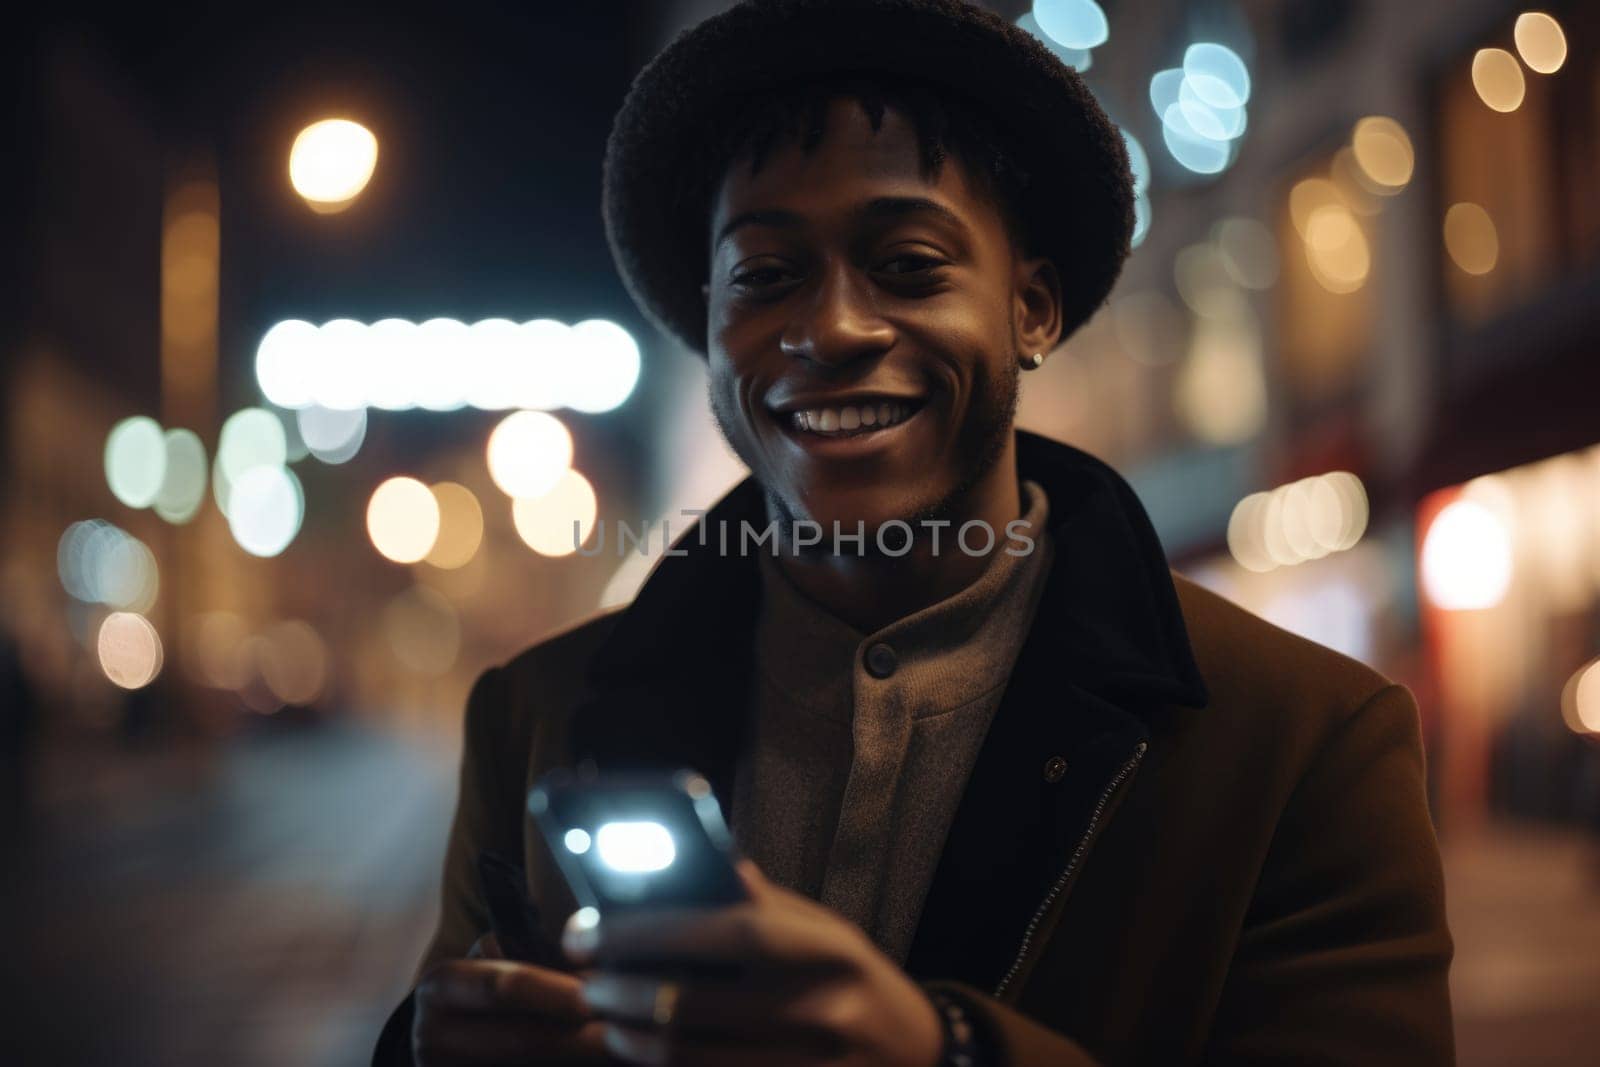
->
[1013, 255, 1063, 360]
[701, 282, 711, 303]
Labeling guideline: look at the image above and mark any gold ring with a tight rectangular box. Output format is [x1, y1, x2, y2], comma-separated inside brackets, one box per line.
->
[652, 980, 681, 1028]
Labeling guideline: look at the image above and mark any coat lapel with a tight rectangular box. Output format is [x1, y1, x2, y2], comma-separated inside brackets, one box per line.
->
[903, 433, 1208, 992]
[565, 431, 1208, 994]
[567, 478, 765, 815]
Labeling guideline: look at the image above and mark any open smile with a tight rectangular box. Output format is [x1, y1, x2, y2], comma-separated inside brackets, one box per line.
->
[767, 394, 929, 456]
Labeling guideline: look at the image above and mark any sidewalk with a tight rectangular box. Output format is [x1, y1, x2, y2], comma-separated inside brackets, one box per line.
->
[1444, 821, 1600, 1066]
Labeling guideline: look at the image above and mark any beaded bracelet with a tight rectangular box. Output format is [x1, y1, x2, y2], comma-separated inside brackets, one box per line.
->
[925, 987, 990, 1067]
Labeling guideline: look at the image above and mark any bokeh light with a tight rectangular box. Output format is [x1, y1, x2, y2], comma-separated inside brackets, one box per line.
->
[512, 469, 598, 557]
[1304, 203, 1371, 294]
[1016, 12, 1093, 69]
[1227, 472, 1369, 572]
[253, 317, 642, 415]
[1173, 306, 1266, 445]
[289, 119, 378, 211]
[1183, 42, 1251, 109]
[425, 482, 485, 569]
[1330, 147, 1384, 216]
[95, 532, 160, 613]
[1161, 114, 1235, 175]
[1288, 177, 1344, 237]
[154, 428, 208, 524]
[1122, 130, 1149, 194]
[368, 476, 442, 564]
[57, 520, 160, 612]
[1350, 116, 1415, 191]
[256, 620, 331, 706]
[462, 318, 524, 411]
[487, 411, 573, 499]
[313, 318, 375, 411]
[97, 612, 163, 690]
[1471, 48, 1526, 113]
[1421, 497, 1513, 609]
[1032, 0, 1108, 50]
[1514, 12, 1567, 74]
[217, 409, 288, 494]
[513, 319, 574, 411]
[1173, 243, 1237, 318]
[565, 320, 642, 414]
[255, 319, 318, 409]
[1149, 44, 1251, 177]
[411, 318, 470, 412]
[227, 465, 305, 558]
[383, 585, 461, 676]
[1179, 75, 1245, 141]
[1444, 202, 1499, 275]
[1212, 216, 1278, 290]
[297, 404, 367, 465]
[104, 416, 168, 509]
[1563, 658, 1600, 736]
[367, 318, 424, 411]
[57, 521, 103, 602]
[185, 611, 252, 690]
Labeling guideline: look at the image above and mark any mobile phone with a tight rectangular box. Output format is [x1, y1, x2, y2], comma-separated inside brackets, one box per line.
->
[527, 767, 748, 917]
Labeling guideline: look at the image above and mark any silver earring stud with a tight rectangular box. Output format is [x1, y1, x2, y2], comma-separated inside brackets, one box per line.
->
[1022, 352, 1044, 370]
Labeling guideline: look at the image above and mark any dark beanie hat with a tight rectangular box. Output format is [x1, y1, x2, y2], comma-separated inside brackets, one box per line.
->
[601, 0, 1134, 358]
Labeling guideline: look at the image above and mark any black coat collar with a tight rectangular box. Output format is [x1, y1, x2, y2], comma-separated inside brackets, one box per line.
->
[569, 429, 1208, 988]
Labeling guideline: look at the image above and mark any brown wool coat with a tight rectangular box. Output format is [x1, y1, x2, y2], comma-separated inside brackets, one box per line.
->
[375, 430, 1454, 1065]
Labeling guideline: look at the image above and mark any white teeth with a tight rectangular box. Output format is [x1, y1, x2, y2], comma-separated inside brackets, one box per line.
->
[787, 400, 918, 436]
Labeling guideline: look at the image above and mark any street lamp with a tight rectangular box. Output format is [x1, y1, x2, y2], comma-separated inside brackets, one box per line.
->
[289, 118, 379, 213]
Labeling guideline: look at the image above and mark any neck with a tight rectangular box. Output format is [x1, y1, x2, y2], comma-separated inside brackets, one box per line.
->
[768, 438, 1023, 634]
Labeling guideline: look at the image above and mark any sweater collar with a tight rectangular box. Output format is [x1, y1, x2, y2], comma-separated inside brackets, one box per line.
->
[751, 477, 1056, 719]
[571, 430, 1209, 796]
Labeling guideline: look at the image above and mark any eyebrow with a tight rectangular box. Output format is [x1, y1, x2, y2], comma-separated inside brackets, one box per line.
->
[713, 195, 971, 248]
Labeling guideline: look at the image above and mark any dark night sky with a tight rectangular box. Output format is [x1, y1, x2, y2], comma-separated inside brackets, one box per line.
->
[11, 2, 671, 491]
[17, 0, 661, 350]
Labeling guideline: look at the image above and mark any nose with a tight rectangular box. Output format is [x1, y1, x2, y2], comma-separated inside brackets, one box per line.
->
[778, 260, 895, 368]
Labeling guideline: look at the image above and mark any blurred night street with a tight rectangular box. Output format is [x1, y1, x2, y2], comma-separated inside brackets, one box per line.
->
[6, 0, 1600, 1063]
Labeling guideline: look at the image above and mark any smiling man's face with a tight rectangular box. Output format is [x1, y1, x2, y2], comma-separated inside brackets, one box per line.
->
[702, 95, 1061, 541]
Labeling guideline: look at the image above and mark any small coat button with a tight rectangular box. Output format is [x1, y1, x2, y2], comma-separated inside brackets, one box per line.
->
[1043, 756, 1068, 782]
[864, 643, 898, 678]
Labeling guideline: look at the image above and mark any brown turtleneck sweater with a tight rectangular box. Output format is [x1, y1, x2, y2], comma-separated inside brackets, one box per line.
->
[729, 479, 1055, 964]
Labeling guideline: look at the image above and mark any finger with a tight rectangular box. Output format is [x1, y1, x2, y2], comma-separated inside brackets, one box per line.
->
[579, 972, 852, 1043]
[418, 959, 590, 1020]
[414, 1012, 608, 1064]
[602, 1022, 837, 1067]
[467, 932, 504, 960]
[734, 858, 772, 900]
[565, 907, 857, 971]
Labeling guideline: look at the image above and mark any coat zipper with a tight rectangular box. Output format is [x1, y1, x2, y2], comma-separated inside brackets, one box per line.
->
[993, 740, 1149, 998]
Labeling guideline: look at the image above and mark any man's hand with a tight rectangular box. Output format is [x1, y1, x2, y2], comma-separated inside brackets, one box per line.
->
[412, 933, 611, 1065]
[563, 859, 945, 1067]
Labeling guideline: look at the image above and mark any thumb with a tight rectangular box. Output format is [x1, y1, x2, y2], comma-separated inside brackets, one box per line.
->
[735, 857, 768, 896]
[468, 932, 504, 960]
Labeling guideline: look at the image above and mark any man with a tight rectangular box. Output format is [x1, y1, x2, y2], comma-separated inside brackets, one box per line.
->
[376, 1, 1454, 1063]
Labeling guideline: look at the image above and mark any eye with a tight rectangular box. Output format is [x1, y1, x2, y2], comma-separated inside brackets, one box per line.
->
[729, 266, 792, 289]
[880, 254, 947, 277]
